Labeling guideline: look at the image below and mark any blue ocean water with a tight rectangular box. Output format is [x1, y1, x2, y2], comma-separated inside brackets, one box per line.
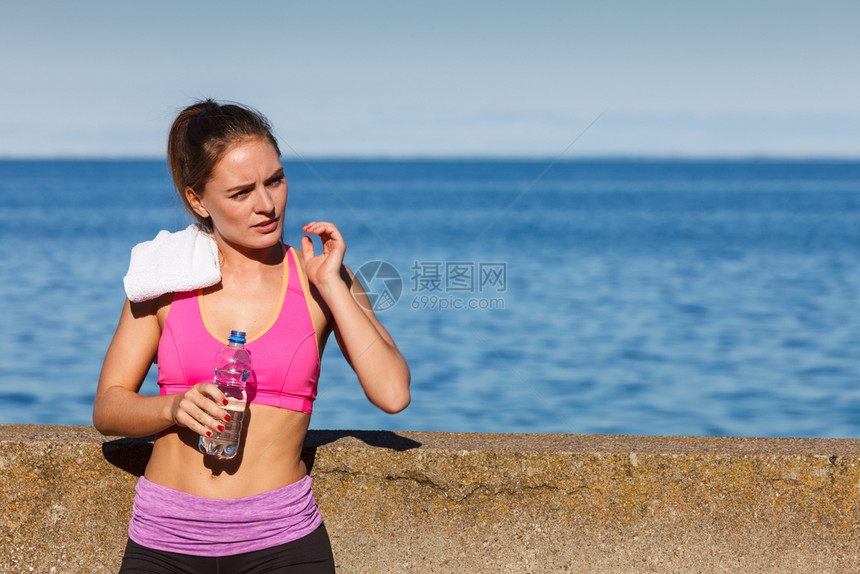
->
[2, 158, 860, 437]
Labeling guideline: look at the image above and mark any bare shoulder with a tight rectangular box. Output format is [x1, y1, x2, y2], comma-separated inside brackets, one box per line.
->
[129, 292, 174, 328]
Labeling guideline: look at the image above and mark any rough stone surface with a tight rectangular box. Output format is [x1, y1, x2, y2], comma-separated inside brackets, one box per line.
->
[3, 425, 860, 573]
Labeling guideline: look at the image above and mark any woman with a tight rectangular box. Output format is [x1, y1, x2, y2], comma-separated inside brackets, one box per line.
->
[93, 100, 410, 573]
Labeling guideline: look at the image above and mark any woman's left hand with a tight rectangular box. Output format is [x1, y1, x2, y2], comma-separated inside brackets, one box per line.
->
[301, 221, 346, 289]
[302, 222, 411, 414]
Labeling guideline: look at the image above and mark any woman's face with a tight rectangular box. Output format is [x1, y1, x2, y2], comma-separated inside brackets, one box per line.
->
[188, 137, 287, 251]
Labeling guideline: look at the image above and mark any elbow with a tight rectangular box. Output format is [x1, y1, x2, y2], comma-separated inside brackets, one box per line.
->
[92, 404, 112, 436]
[92, 415, 110, 436]
[376, 372, 411, 414]
[379, 392, 410, 414]
[92, 394, 120, 436]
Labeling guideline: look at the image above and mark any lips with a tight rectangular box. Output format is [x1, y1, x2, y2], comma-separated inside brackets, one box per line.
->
[253, 216, 280, 232]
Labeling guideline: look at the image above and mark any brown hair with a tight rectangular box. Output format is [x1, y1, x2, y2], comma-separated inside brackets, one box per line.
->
[167, 99, 281, 230]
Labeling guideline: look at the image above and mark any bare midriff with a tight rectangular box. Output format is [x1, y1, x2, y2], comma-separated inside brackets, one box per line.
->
[144, 404, 311, 499]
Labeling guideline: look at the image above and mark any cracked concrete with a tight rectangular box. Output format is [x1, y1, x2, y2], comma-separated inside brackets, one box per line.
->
[3, 425, 860, 573]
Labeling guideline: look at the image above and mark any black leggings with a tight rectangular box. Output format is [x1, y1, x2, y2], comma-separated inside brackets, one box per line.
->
[118, 523, 335, 573]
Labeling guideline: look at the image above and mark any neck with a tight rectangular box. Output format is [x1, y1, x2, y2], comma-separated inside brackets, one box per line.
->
[214, 235, 285, 271]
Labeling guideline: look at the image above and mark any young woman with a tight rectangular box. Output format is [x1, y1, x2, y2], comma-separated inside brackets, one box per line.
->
[93, 100, 410, 573]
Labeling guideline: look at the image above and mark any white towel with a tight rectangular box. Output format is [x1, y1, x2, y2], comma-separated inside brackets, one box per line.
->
[123, 224, 221, 302]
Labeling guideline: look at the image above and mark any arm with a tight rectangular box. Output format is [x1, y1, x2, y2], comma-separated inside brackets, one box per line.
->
[302, 222, 411, 413]
[92, 297, 230, 438]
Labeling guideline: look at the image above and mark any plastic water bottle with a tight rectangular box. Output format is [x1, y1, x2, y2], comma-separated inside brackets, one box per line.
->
[198, 330, 251, 459]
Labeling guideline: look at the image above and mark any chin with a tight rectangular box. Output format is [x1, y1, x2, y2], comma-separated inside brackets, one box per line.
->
[218, 230, 283, 251]
[255, 233, 283, 248]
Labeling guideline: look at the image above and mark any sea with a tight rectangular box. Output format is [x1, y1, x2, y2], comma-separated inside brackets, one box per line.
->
[2, 158, 860, 438]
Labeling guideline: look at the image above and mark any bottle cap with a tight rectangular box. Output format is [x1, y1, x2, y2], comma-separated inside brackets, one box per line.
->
[228, 330, 247, 344]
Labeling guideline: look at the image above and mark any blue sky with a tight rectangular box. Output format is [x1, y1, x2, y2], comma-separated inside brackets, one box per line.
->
[1, 0, 858, 158]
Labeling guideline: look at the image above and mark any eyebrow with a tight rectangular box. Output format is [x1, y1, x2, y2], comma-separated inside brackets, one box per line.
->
[224, 167, 284, 193]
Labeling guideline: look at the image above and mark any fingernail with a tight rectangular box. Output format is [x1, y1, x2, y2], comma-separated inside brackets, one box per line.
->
[206, 431, 212, 437]
[224, 414, 231, 422]
[222, 399, 229, 406]
[217, 425, 224, 432]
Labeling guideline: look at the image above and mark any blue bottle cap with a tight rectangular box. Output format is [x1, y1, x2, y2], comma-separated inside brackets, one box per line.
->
[228, 330, 246, 344]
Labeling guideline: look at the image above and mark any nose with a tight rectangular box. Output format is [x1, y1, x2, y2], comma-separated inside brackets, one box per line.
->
[253, 185, 275, 214]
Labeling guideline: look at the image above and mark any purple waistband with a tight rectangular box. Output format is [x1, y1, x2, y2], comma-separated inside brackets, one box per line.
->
[128, 474, 322, 557]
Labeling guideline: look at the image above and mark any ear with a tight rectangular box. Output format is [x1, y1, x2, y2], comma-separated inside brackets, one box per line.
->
[185, 187, 210, 219]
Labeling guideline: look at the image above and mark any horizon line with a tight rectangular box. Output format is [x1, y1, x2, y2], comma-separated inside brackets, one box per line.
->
[1, 153, 860, 162]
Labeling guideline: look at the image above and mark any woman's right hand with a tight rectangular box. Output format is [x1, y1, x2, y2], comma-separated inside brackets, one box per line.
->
[169, 383, 231, 438]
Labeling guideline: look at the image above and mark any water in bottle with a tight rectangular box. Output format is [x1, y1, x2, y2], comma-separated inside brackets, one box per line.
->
[198, 330, 251, 459]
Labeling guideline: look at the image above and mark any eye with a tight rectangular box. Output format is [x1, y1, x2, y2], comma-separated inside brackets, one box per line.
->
[266, 173, 285, 187]
[230, 188, 252, 199]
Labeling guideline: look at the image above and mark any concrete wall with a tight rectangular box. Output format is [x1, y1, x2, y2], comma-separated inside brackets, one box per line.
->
[2, 425, 860, 573]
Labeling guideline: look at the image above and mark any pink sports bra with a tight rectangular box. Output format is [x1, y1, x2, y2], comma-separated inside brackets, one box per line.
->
[157, 246, 320, 414]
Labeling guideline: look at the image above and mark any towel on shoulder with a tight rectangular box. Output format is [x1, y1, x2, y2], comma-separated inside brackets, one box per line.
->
[123, 224, 221, 302]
